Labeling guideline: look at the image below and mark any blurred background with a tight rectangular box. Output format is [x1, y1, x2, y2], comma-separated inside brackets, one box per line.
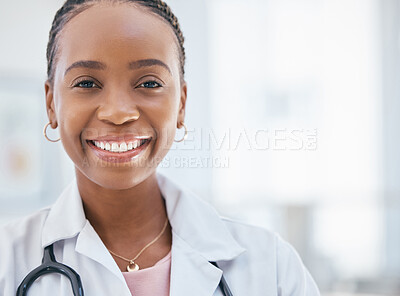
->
[0, 0, 399, 294]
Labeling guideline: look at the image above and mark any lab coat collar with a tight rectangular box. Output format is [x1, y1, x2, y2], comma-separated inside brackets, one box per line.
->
[41, 172, 246, 293]
[157, 172, 246, 262]
[157, 172, 246, 295]
[41, 180, 86, 248]
[169, 232, 224, 295]
[42, 173, 245, 260]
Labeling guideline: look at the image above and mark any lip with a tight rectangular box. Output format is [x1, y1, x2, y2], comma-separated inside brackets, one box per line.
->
[87, 138, 151, 163]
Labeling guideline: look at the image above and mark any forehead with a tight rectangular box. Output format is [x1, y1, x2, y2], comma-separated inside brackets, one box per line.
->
[55, 3, 179, 74]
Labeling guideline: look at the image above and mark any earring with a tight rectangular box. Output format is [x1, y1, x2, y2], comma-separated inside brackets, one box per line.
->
[174, 122, 188, 142]
[43, 122, 60, 142]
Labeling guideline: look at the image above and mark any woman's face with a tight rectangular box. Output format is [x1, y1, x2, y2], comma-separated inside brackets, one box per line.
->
[45, 3, 187, 190]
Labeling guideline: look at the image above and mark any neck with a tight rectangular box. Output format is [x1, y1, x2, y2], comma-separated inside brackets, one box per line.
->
[75, 170, 170, 253]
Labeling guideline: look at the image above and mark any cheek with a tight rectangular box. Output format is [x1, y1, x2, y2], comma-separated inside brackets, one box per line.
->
[54, 93, 92, 156]
[146, 90, 181, 151]
[152, 103, 178, 150]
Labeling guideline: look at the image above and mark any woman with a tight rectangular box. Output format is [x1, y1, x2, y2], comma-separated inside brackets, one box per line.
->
[0, 0, 320, 295]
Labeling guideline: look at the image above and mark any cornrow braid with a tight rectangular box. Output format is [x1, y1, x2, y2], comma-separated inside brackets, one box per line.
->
[46, 0, 186, 83]
[132, 0, 185, 68]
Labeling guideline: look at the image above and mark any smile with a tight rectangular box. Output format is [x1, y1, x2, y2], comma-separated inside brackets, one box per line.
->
[90, 139, 148, 153]
[86, 137, 152, 163]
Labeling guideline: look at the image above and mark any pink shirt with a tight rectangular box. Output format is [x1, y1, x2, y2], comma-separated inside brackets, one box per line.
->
[122, 251, 171, 296]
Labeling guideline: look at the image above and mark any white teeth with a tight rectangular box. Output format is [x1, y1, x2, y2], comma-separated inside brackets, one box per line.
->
[92, 139, 149, 153]
[111, 143, 119, 152]
[120, 142, 127, 152]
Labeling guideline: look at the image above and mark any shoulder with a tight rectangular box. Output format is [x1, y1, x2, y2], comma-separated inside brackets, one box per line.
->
[221, 217, 279, 259]
[220, 217, 320, 295]
[0, 208, 50, 293]
[0, 207, 50, 246]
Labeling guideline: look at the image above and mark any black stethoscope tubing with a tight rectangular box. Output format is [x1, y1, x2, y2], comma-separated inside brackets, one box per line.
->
[16, 244, 233, 296]
[16, 244, 84, 296]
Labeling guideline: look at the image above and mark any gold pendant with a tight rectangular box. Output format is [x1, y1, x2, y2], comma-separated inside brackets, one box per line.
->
[127, 261, 139, 272]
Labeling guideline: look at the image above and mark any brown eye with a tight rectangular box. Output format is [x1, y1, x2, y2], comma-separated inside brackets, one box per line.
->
[139, 81, 162, 88]
[74, 80, 99, 89]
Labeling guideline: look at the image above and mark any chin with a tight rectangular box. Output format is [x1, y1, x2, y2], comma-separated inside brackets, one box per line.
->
[95, 167, 156, 191]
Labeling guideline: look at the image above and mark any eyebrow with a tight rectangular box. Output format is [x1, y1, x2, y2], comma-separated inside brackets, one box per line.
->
[64, 60, 106, 76]
[129, 59, 171, 74]
[64, 59, 172, 77]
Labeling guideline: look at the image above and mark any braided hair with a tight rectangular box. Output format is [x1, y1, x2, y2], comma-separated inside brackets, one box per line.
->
[46, 0, 186, 83]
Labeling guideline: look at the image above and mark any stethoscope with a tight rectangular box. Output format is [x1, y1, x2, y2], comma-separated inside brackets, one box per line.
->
[17, 244, 233, 296]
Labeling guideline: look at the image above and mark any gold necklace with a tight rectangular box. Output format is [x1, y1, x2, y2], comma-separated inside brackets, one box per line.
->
[108, 217, 169, 272]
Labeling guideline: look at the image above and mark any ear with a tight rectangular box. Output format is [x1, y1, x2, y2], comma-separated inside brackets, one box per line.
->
[44, 80, 58, 129]
[177, 81, 187, 128]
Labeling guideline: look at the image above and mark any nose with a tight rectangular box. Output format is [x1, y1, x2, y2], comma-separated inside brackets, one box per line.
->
[96, 90, 140, 125]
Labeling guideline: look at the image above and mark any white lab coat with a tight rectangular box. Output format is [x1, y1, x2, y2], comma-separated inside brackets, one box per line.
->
[0, 173, 320, 295]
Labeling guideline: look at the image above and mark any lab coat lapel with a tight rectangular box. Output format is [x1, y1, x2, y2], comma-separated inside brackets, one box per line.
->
[170, 233, 223, 296]
[75, 220, 126, 284]
[157, 172, 246, 261]
[41, 180, 86, 248]
[41, 179, 127, 288]
[157, 172, 246, 295]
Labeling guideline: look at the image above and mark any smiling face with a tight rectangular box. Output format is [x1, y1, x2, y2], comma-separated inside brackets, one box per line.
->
[45, 3, 187, 190]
